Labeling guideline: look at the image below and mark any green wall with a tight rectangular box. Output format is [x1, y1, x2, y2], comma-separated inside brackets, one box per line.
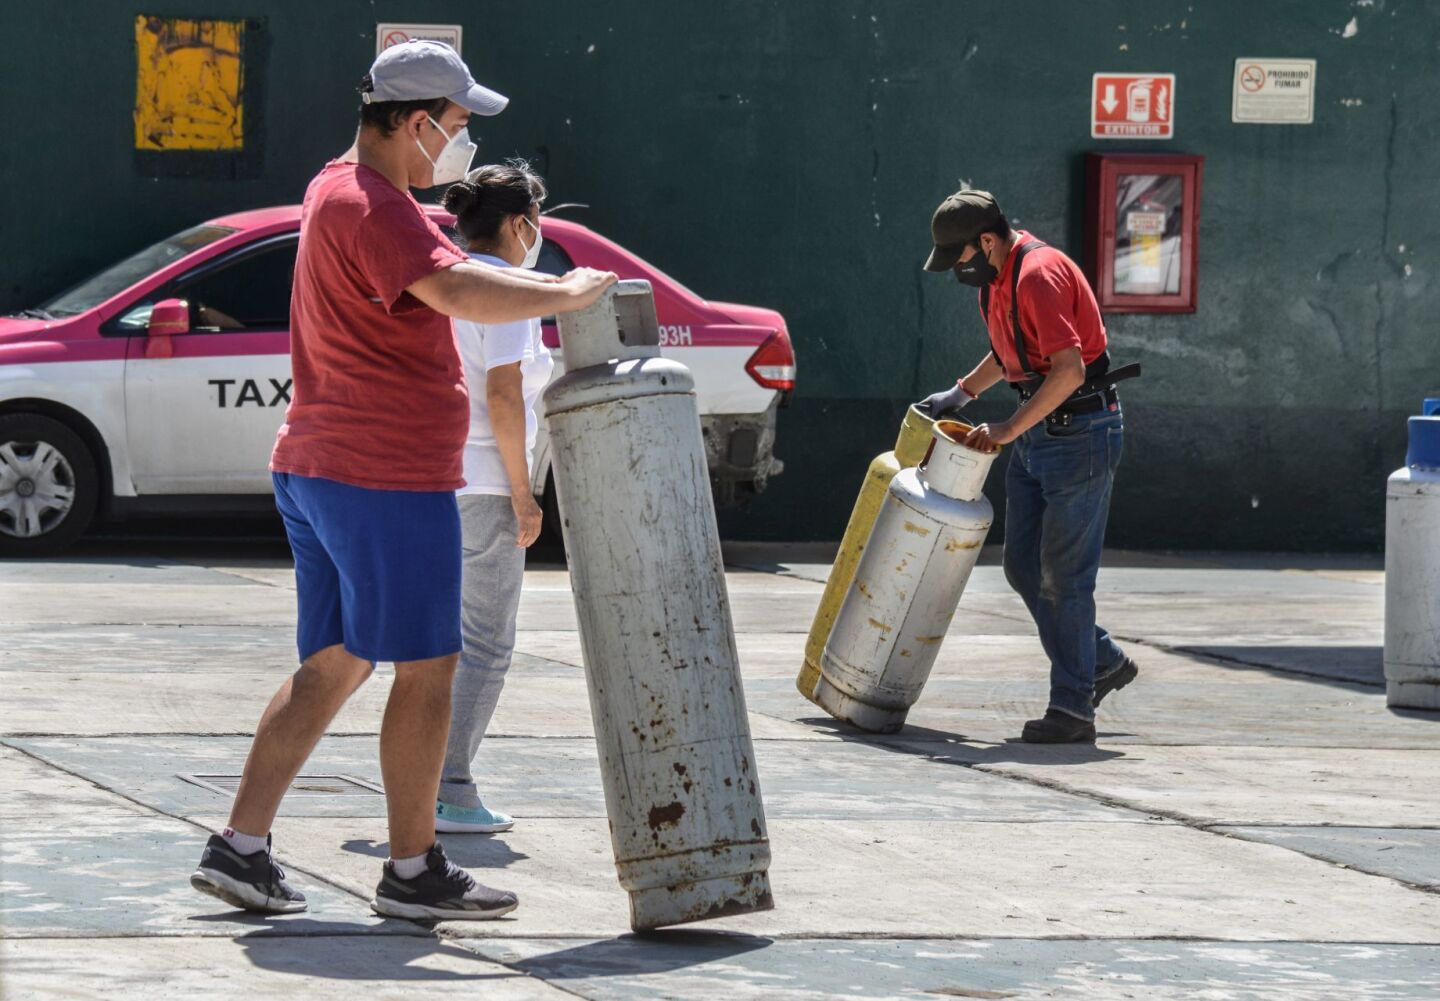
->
[3, 1, 1437, 548]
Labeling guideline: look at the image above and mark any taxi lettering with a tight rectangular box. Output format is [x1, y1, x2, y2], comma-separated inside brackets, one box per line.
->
[209, 378, 292, 407]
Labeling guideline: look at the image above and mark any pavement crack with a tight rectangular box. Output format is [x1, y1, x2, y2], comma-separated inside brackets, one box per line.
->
[1199, 824, 1440, 898]
[0, 739, 408, 922]
[442, 937, 603, 1000]
[948, 759, 1440, 899]
[3, 929, 433, 941]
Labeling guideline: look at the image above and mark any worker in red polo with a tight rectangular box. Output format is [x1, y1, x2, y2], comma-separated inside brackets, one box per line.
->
[918, 189, 1140, 743]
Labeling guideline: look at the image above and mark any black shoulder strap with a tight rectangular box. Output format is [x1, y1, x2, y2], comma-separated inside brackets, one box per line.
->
[989, 240, 1121, 391]
[1006, 240, 1044, 381]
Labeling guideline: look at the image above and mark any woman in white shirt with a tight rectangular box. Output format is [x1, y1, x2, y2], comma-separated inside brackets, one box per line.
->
[435, 162, 555, 833]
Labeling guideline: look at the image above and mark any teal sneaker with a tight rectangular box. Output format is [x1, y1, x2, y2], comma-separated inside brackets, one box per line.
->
[436, 800, 515, 834]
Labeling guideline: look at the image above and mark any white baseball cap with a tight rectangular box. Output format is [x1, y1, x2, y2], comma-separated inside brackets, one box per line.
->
[364, 40, 509, 116]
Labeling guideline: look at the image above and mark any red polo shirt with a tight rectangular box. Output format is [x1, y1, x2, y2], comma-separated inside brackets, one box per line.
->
[271, 161, 470, 491]
[980, 231, 1108, 383]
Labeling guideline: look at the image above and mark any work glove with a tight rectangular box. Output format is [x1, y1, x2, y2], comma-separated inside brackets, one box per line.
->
[916, 382, 975, 419]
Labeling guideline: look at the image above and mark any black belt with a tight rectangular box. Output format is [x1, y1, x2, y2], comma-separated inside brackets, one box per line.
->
[1013, 363, 1140, 426]
[1013, 387, 1118, 427]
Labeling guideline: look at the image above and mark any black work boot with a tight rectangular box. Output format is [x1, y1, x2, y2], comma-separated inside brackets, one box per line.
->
[1093, 656, 1139, 708]
[1021, 709, 1097, 743]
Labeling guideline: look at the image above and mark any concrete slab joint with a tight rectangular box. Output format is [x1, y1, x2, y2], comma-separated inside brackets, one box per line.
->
[3, 547, 1439, 999]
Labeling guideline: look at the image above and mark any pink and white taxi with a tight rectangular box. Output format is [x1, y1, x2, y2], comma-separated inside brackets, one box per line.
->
[0, 206, 795, 555]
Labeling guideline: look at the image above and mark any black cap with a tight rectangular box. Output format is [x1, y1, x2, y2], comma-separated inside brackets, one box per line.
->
[924, 189, 1004, 272]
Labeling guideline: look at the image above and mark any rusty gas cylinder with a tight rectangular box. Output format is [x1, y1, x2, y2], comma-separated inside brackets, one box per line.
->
[542, 281, 773, 930]
[796, 405, 935, 702]
[815, 420, 1000, 733]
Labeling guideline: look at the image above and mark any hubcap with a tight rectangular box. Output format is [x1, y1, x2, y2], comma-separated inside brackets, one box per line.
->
[0, 440, 77, 539]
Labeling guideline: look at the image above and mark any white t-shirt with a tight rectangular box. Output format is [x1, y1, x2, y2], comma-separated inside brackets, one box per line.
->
[454, 253, 555, 497]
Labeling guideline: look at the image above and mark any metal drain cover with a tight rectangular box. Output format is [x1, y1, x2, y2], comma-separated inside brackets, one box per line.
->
[178, 773, 384, 797]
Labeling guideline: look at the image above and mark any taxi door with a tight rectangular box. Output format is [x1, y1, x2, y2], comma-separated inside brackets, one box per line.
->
[122, 235, 296, 494]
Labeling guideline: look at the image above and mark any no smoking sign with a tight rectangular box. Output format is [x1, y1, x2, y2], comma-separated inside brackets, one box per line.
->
[375, 22, 463, 56]
[1232, 57, 1316, 124]
[1239, 64, 1266, 92]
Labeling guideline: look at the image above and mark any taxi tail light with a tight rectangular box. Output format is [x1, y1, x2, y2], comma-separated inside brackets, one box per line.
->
[745, 329, 796, 393]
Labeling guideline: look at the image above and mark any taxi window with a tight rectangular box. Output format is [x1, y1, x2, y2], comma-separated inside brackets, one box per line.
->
[535, 240, 576, 326]
[535, 239, 575, 277]
[177, 239, 296, 331]
[41, 224, 235, 317]
[110, 237, 297, 333]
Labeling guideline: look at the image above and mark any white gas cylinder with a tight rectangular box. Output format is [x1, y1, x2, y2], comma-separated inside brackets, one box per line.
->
[816, 420, 1000, 732]
[1385, 414, 1440, 710]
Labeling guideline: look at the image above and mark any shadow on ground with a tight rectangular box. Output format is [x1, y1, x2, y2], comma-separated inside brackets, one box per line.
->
[1175, 645, 1438, 721]
[341, 838, 531, 869]
[796, 717, 1128, 765]
[195, 918, 773, 984]
[187, 913, 418, 934]
[232, 927, 518, 982]
[1179, 644, 1386, 689]
[509, 930, 774, 980]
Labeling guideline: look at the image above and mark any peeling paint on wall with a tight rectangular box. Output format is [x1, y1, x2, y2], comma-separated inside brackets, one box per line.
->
[133, 16, 245, 151]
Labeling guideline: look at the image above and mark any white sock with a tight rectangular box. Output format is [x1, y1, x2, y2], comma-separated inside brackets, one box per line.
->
[221, 826, 268, 856]
[391, 851, 430, 879]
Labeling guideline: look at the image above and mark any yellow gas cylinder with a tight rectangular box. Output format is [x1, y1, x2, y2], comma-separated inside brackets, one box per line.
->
[796, 404, 936, 703]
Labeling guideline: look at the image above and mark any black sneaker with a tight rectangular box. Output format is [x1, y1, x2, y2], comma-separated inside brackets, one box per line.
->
[190, 834, 307, 914]
[1021, 709, 1097, 744]
[371, 842, 518, 921]
[1093, 656, 1139, 707]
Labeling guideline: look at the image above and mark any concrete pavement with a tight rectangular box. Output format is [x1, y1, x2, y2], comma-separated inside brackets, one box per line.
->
[1, 540, 1437, 999]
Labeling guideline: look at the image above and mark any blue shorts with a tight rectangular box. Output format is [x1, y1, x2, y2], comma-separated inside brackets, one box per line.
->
[273, 472, 462, 664]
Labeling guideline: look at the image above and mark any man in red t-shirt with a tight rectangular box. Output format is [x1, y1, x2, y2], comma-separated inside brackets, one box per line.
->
[918, 189, 1138, 744]
[190, 41, 615, 921]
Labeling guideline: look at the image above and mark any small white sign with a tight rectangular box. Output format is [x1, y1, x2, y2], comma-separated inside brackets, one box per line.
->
[1125, 210, 1168, 236]
[376, 23, 462, 57]
[1233, 58, 1316, 124]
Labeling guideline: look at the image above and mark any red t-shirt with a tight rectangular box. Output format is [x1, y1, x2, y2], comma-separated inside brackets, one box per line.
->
[980, 231, 1108, 383]
[271, 161, 469, 491]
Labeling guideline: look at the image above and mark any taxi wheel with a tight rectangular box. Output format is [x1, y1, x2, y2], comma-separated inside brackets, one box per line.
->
[0, 414, 99, 557]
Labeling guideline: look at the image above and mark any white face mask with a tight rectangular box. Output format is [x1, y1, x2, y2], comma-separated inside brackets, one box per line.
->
[519, 215, 543, 269]
[417, 115, 476, 187]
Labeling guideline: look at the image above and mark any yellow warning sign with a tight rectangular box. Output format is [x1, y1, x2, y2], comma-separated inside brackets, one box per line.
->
[134, 16, 245, 151]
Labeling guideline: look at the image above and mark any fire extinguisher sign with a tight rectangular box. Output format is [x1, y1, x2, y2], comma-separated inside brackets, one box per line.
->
[1091, 73, 1176, 139]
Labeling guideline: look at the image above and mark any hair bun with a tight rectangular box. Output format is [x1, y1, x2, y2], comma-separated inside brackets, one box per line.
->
[441, 181, 480, 215]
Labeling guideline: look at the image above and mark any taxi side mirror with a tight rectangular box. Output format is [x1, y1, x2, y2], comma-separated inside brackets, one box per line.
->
[145, 298, 190, 358]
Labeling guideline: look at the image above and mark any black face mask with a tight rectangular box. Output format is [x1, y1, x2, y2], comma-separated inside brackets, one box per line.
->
[954, 245, 998, 287]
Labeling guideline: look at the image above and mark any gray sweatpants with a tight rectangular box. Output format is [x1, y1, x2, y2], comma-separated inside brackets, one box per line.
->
[440, 493, 525, 808]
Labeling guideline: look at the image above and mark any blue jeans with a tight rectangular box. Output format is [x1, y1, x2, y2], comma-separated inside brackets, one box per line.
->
[1002, 403, 1127, 721]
